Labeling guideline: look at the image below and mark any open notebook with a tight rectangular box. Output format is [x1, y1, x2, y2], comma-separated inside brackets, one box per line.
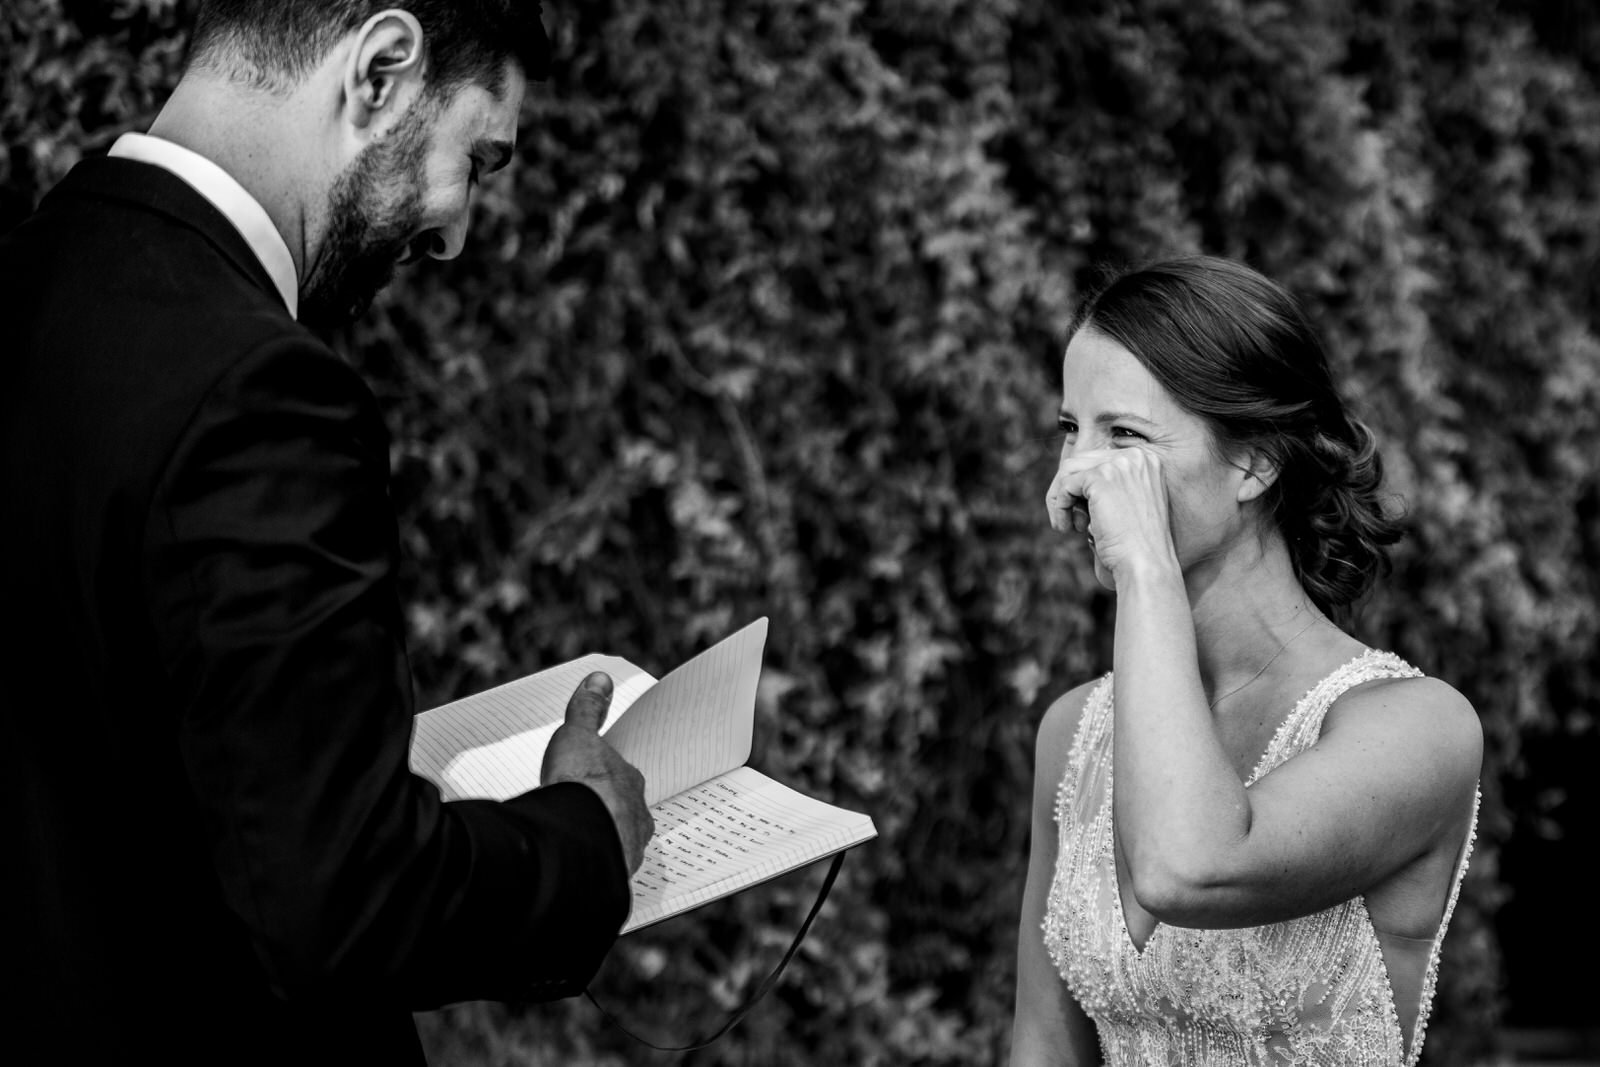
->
[409, 618, 877, 933]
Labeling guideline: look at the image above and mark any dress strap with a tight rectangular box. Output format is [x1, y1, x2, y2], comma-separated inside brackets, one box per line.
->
[1248, 649, 1424, 785]
[1055, 673, 1115, 827]
[1404, 783, 1480, 1066]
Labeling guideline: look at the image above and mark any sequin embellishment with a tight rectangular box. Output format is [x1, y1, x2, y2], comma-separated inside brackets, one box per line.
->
[1041, 651, 1479, 1066]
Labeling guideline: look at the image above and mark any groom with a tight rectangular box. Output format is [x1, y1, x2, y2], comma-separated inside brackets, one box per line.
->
[1, 3, 652, 1064]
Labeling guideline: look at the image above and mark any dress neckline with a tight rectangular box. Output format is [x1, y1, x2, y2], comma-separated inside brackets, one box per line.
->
[1243, 646, 1387, 787]
[1112, 646, 1393, 956]
[1045, 647, 1472, 1067]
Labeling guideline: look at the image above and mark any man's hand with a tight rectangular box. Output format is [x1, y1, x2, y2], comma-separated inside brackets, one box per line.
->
[541, 672, 654, 874]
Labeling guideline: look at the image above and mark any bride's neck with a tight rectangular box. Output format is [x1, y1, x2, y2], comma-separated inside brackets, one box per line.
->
[1185, 533, 1327, 701]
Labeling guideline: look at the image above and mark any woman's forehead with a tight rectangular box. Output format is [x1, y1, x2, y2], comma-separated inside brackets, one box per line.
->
[1059, 329, 1178, 416]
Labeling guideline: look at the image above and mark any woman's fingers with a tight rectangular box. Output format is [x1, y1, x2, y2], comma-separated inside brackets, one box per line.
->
[1045, 449, 1122, 532]
[1046, 448, 1170, 558]
[1045, 467, 1090, 532]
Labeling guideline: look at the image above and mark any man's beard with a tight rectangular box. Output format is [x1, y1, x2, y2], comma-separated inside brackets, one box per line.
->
[299, 105, 431, 332]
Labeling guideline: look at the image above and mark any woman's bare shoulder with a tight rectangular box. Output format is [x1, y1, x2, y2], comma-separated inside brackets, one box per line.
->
[1325, 672, 1483, 782]
[1035, 677, 1105, 765]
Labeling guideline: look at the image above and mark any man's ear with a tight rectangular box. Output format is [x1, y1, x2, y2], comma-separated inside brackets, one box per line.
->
[343, 10, 426, 131]
[1235, 447, 1280, 504]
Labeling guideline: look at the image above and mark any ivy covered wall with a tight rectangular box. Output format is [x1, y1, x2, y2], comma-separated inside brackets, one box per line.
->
[7, 1, 1599, 1062]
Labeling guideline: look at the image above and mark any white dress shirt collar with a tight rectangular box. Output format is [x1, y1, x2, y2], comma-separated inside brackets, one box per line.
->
[109, 132, 299, 319]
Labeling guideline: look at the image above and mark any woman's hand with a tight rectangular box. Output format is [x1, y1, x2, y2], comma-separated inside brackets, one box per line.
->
[1045, 447, 1181, 581]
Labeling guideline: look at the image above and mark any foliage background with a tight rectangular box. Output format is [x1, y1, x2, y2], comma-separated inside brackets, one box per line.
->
[7, 0, 1599, 1063]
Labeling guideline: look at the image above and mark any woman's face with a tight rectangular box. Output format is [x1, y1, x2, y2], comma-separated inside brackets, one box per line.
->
[1056, 326, 1258, 589]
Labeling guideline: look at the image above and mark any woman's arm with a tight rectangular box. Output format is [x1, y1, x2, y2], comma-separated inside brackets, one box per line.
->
[1010, 686, 1102, 1067]
[1116, 566, 1480, 927]
[1050, 447, 1481, 931]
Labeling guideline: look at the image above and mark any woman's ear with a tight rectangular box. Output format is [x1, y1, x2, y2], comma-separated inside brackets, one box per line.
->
[342, 10, 426, 131]
[1235, 447, 1280, 504]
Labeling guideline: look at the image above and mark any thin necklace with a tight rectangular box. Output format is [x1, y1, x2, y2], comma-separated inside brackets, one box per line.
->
[1207, 615, 1323, 711]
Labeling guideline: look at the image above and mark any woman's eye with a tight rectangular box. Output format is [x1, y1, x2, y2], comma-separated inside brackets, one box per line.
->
[1058, 420, 1078, 436]
[1111, 426, 1145, 442]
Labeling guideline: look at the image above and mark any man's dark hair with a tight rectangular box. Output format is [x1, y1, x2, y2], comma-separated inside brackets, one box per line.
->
[190, 1, 550, 95]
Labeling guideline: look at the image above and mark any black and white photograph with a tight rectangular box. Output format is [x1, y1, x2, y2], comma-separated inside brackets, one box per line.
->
[5, 1, 1597, 1064]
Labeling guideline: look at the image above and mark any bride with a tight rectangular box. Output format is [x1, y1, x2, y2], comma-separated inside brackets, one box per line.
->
[1009, 256, 1482, 1066]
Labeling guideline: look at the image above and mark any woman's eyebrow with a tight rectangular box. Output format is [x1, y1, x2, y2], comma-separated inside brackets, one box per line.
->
[1057, 405, 1159, 428]
[1095, 411, 1159, 427]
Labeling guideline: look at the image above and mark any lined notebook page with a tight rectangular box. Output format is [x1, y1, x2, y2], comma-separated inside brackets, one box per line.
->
[410, 653, 657, 801]
[625, 764, 878, 933]
[602, 618, 769, 806]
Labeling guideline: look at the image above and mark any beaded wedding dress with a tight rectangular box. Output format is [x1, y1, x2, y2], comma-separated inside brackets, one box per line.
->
[1042, 651, 1478, 1066]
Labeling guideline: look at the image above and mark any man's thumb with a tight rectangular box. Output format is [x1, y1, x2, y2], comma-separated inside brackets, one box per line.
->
[562, 672, 613, 733]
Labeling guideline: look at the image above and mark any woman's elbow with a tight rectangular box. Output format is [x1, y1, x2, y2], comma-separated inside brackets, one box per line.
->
[1125, 848, 1223, 923]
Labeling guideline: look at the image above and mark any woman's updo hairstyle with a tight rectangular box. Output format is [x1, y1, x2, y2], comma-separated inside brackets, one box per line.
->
[1067, 255, 1401, 614]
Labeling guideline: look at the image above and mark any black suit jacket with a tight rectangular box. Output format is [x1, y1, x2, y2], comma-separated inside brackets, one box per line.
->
[0, 157, 631, 1064]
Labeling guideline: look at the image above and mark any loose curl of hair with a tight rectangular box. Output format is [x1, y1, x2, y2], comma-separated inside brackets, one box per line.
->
[1067, 255, 1402, 615]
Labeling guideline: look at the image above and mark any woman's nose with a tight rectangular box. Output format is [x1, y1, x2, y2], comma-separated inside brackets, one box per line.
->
[1061, 431, 1096, 459]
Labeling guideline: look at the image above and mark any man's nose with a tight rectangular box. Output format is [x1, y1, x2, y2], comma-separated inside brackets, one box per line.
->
[415, 212, 470, 262]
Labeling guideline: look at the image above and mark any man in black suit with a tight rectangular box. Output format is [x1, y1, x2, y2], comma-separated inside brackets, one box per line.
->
[1, 3, 653, 1062]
